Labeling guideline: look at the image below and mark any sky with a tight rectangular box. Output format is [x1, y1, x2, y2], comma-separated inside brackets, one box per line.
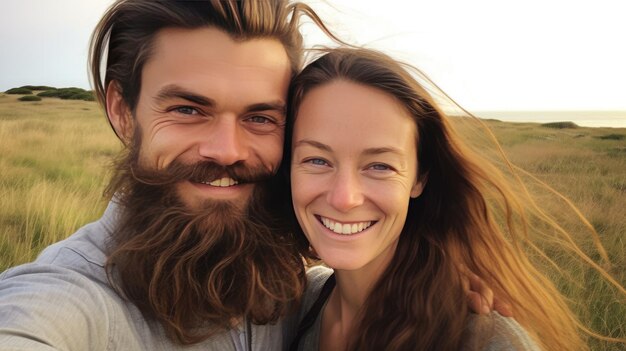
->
[1, 0, 625, 112]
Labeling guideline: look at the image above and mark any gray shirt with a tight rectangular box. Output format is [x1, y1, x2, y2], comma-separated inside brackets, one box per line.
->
[0, 201, 283, 351]
[285, 266, 541, 351]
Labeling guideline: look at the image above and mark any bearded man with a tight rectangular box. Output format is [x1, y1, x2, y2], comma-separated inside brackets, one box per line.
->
[0, 1, 501, 350]
[0, 1, 318, 349]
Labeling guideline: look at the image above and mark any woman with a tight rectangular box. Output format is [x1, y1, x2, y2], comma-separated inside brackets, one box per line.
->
[281, 48, 624, 350]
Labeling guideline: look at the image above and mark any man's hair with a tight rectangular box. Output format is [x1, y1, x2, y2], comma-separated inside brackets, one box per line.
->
[88, 0, 332, 344]
[89, 0, 331, 138]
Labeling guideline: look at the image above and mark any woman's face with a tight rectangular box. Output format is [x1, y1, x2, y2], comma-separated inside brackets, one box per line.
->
[291, 80, 424, 272]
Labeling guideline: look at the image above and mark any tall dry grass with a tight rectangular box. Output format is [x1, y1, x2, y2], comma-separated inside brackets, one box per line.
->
[1, 93, 624, 349]
[452, 117, 626, 350]
[0, 93, 119, 267]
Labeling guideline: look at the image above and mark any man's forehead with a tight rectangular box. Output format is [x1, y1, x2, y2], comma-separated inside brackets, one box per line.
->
[151, 27, 290, 72]
[140, 26, 292, 108]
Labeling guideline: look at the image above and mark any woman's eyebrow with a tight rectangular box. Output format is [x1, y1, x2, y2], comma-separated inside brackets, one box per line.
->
[293, 139, 333, 152]
[293, 142, 405, 156]
[293, 139, 332, 152]
[362, 146, 404, 156]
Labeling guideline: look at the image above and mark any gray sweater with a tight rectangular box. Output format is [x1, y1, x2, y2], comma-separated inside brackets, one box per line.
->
[0, 201, 283, 351]
[284, 266, 541, 351]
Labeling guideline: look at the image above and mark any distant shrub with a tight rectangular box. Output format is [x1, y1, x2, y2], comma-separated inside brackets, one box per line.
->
[18, 95, 42, 102]
[75, 92, 95, 101]
[596, 134, 625, 141]
[61, 91, 95, 101]
[20, 85, 56, 91]
[6, 87, 33, 95]
[37, 88, 95, 101]
[541, 121, 578, 129]
[58, 90, 79, 99]
[37, 90, 61, 97]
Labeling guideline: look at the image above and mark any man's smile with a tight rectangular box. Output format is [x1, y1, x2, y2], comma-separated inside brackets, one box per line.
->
[198, 177, 239, 187]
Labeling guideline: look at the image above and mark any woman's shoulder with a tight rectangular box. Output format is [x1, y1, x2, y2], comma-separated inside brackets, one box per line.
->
[301, 265, 333, 315]
[465, 312, 541, 351]
[282, 265, 333, 349]
[298, 265, 334, 323]
[305, 265, 333, 292]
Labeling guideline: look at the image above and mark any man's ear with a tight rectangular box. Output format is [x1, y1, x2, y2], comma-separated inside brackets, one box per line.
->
[106, 81, 134, 144]
[410, 172, 428, 199]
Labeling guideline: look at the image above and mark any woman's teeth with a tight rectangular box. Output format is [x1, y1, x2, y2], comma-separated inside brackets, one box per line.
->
[320, 216, 373, 235]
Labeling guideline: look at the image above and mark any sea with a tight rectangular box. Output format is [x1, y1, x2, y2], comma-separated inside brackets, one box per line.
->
[474, 111, 626, 128]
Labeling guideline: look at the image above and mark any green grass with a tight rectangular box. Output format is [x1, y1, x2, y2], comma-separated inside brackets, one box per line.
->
[0, 94, 624, 349]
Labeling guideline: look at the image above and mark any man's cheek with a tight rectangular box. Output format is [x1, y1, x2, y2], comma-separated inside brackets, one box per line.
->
[260, 143, 284, 173]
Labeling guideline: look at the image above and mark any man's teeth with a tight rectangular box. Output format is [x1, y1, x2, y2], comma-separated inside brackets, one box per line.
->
[204, 177, 238, 187]
[320, 217, 373, 235]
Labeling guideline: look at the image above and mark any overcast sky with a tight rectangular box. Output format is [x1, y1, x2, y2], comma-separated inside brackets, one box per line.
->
[1, 0, 625, 111]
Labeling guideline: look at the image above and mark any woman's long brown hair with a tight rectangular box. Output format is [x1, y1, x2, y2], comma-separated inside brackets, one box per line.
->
[285, 48, 626, 351]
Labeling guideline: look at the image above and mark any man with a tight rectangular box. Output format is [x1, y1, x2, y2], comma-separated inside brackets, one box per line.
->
[0, 1, 315, 349]
[0, 1, 500, 350]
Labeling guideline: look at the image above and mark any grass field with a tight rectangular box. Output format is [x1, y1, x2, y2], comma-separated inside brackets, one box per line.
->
[0, 92, 119, 267]
[1, 92, 624, 349]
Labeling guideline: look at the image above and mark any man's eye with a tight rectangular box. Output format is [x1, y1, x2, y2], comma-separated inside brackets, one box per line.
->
[244, 115, 282, 134]
[172, 106, 199, 115]
[247, 115, 273, 124]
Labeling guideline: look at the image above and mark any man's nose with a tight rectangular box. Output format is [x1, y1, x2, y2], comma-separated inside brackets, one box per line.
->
[326, 169, 364, 212]
[197, 116, 249, 166]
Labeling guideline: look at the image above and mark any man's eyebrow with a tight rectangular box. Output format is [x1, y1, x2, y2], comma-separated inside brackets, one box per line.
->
[154, 85, 284, 114]
[245, 101, 286, 114]
[293, 139, 332, 152]
[154, 85, 215, 106]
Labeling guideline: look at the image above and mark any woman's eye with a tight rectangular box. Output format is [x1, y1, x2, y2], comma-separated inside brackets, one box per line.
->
[369, 163, 392, 171]
[305, 158, 328, 166]
[172, 106, 199, 115]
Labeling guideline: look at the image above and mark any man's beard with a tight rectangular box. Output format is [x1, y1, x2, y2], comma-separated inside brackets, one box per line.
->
[113, 157, 278, 265]
[104, 147, 306, 344]
[123, 157, 275, 226]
